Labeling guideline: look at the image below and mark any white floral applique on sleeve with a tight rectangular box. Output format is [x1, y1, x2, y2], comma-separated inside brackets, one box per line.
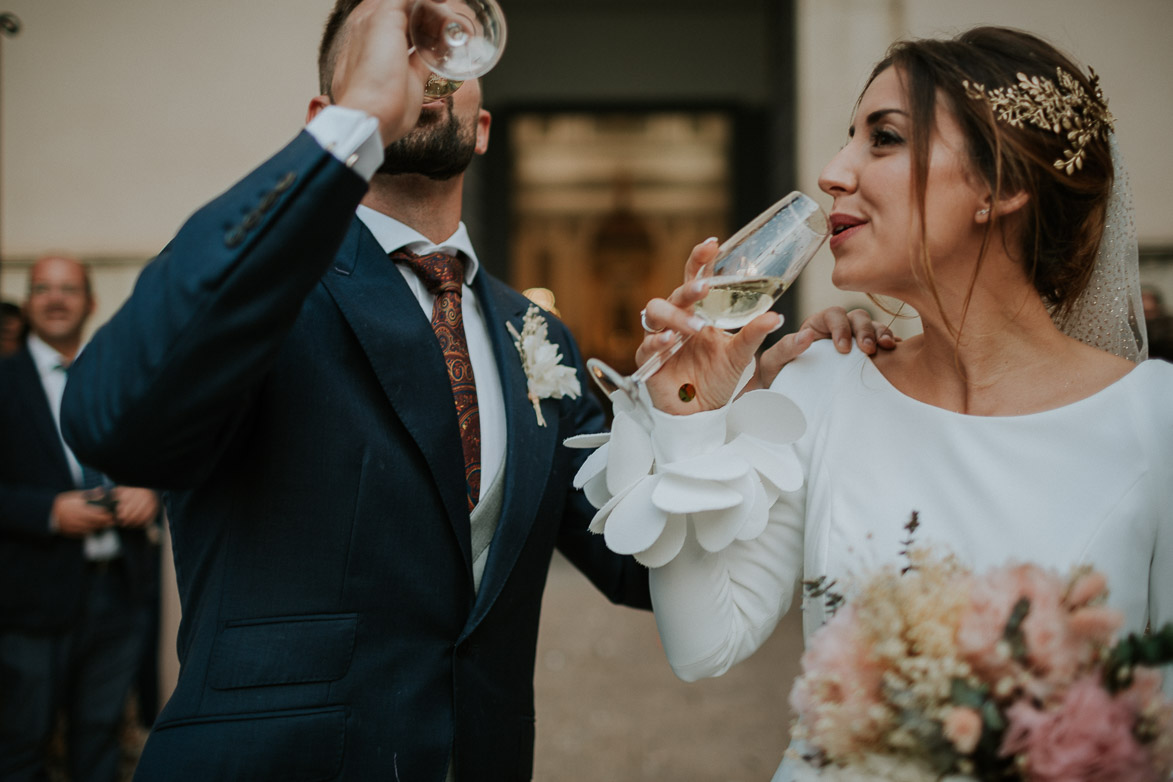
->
[565, 363, 805, 567]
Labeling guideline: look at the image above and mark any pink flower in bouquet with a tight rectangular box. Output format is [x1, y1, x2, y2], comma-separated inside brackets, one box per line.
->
[1000, 675, 1159, 781]
[956, 565, 1040, 679]
[1066, 605, 1123, 646]
[958, 564, 1102, 697]
[790, 603, 887, 757]
[942, 706, 982, 755]
[1065, 570, 1108, 607]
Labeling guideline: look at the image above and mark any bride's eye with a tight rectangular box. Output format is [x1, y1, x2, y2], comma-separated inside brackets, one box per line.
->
[870, 127, 903, 148]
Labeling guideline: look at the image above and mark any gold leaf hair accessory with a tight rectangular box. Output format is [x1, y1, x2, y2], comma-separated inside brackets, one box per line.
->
[963, 67, 1115, 175]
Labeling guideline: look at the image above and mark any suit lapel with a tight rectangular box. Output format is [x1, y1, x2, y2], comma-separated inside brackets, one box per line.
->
[320, 220, 472, 567]
[14, 349, 74, 484]
[464, 275, 560, 630]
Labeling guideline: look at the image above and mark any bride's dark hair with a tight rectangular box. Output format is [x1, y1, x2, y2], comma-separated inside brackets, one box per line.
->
[864, 26, 1114, 332]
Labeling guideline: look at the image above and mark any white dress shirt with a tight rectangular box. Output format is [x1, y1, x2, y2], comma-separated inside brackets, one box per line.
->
[26, 334, 120, 559]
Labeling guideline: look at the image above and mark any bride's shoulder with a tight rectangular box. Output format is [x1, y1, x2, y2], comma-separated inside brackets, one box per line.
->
[782, 339, 866, 375]
[1128, 358, 1173, 403]
[770, 340, 867, 404]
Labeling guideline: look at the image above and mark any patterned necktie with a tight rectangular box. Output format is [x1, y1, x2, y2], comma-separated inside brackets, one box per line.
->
[392, 249, 481, 511]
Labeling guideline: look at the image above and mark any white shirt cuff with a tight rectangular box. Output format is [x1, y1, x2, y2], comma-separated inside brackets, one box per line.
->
[305, 105, 384, 182]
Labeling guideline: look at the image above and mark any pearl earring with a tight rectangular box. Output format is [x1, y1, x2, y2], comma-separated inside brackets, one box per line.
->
[977, 208, 990, 217]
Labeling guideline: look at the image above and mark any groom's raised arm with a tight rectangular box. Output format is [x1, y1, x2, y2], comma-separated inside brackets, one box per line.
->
[61, 0, 427, 489]
[61, 134, 368, 489]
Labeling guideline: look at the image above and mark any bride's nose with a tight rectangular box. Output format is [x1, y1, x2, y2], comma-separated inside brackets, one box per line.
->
[818, 146, 856, 198]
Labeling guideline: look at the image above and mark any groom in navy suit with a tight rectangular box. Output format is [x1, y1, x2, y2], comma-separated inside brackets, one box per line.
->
[61, 1, 651, 779]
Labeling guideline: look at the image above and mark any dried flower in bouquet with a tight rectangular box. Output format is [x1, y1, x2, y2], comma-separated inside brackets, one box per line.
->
[788, 514, 1173, 781]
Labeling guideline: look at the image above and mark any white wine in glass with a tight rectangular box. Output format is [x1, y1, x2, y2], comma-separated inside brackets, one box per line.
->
[692, 275, 791, 329]
[410, 0, 508, 100]
[587, 191, 830, 407]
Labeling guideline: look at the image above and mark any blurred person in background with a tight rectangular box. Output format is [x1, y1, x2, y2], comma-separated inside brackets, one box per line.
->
[1141, 285, 1172, 361]
[0, 256, 160, 782]
[1, 300, 25, 357]
[1142, 284, 1166, 322]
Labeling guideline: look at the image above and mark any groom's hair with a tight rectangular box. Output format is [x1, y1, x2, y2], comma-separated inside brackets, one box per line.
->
[319, 0, 364, 98]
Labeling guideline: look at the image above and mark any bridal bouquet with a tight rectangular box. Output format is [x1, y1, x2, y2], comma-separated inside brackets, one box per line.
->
[789, 516, 1173, 782]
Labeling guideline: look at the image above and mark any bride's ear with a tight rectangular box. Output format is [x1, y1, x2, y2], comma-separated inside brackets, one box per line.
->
[977, 190, 1030, 223]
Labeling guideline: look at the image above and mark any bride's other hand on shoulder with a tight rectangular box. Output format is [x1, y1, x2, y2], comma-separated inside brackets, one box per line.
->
[753, 307, 898, 390]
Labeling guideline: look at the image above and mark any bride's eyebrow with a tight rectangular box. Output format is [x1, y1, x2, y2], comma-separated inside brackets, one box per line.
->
[848, 108, 908, 137]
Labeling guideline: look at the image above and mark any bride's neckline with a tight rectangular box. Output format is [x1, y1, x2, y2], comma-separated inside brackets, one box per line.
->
[857, 349, 1148, 420]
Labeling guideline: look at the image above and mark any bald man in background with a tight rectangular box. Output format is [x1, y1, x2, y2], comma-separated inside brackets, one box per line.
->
[0, 256, 160, 782]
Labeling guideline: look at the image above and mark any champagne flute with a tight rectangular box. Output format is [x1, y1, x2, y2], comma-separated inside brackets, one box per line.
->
[410, 0, 508, 100]
[586, 191, 830, 408]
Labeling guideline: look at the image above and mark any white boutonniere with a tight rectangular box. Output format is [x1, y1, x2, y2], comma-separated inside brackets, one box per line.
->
[506, 304, 581, 427]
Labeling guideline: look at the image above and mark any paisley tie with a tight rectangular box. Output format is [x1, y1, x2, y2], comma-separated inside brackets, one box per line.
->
[392, 249, 481, 511]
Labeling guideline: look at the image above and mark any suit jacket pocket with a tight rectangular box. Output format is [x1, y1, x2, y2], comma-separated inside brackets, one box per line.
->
[138, 706, 346, 782]
[209, 613, 357, 689]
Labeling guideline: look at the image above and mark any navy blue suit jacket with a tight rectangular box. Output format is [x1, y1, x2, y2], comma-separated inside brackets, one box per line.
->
[0, 346, 153, 633]
[61, 132, 650, 781]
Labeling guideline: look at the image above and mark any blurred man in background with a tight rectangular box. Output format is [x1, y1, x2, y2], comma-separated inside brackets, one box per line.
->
[0, 256, 160, 782]
[0, 300, 24, 357]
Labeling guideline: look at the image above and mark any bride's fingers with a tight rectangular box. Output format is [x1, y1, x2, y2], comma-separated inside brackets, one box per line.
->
[642, 297, 708, 338]
[729, 311, 784, 365]
[634, 329, 679, 366]
[682, 237, 720, 284]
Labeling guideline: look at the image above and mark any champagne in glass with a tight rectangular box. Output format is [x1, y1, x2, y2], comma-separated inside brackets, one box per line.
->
[587, 192, 829, 406]
[410, 0, 508, 100]
[693, 276, 790, 330]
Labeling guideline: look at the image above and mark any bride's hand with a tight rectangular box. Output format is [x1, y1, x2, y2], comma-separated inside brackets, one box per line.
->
[638, 239, 783, 415]
[748, 307, 898, 391]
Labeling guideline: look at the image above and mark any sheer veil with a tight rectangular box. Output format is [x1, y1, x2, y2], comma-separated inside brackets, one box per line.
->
[1051, 133, 1149, 362]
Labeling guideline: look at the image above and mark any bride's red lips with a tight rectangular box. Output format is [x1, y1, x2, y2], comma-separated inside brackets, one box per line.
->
[829, 213, 866, 250]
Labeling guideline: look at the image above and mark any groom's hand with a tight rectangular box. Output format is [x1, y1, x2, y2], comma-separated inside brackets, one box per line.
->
[331, 0, 427, 146]
[752, 307, 896, 390]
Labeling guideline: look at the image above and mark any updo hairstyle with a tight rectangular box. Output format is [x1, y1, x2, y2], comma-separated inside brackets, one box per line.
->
[864, 26, 1114, 323]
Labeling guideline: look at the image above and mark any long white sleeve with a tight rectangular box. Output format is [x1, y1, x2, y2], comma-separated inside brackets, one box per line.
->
[566, 375, 808, 682]
[650, 488, 805, 681]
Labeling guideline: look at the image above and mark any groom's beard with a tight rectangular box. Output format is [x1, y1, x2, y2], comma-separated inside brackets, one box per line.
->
[378, 102, 476, 181]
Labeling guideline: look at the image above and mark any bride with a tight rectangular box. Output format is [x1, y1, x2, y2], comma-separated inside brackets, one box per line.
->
[573, 26, 1171, 779]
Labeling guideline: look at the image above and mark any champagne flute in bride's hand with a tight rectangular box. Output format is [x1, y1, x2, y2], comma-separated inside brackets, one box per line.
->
[586, 191, 830, 409]
[409, 0, 507, 100]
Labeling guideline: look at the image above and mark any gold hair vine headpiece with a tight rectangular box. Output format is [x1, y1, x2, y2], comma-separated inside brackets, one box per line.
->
[962, 67, 1115, 175]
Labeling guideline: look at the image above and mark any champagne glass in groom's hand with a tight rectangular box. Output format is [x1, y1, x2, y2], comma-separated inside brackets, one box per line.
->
[409, 0, 507, 99]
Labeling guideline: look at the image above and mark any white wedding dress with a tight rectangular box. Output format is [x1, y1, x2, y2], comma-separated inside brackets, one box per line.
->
[576, 341, 1173, 780]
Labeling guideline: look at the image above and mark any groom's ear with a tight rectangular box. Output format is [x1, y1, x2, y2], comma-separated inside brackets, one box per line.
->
[306, 94, 332, 125]
[474, 109, 491, 156]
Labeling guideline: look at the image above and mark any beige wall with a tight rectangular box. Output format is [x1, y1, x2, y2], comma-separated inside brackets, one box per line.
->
[0, 0, 327, 262]
[796, 0, 1173, 332]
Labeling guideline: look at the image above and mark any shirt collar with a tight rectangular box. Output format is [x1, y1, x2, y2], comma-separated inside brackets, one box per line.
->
[26, 333, 71, 376]
[356, 205, 480, 285]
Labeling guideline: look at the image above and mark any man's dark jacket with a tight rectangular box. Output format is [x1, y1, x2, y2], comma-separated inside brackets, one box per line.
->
[62, 132, 650, 781]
